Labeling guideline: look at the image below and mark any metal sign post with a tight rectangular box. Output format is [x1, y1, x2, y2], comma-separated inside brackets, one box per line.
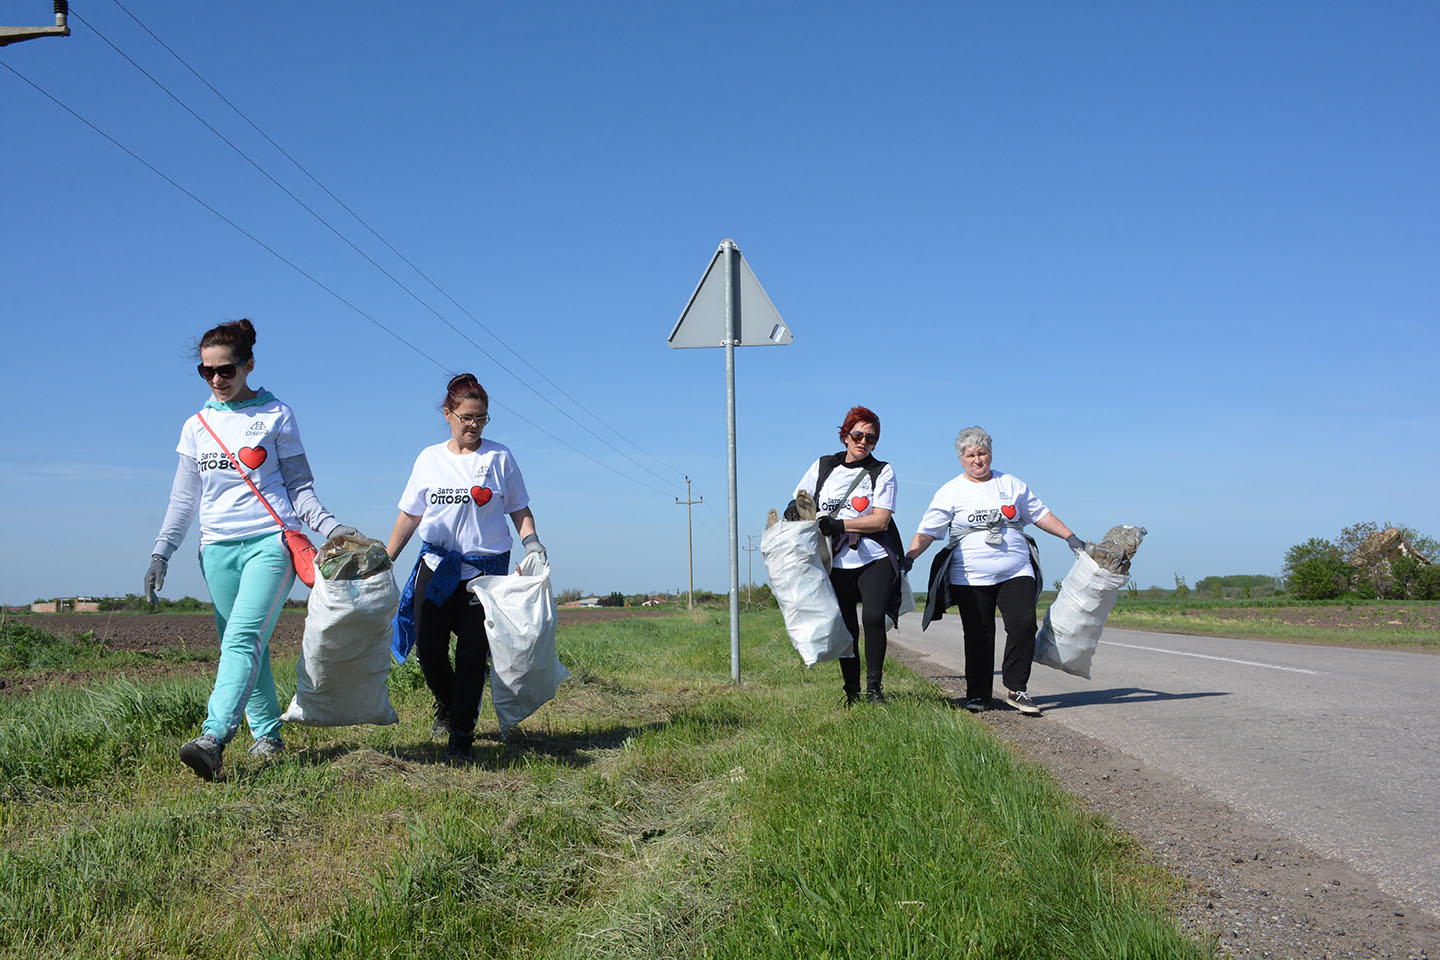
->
[669, 239, 791, 683]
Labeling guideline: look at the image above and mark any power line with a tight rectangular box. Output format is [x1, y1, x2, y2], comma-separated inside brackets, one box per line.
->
[91, 0, 687, 488]
[1, 59, 676, 498]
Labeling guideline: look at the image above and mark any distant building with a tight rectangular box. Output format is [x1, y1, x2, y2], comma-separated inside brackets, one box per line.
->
[560, 597, 602, 609]
[30, 597, 100, 613]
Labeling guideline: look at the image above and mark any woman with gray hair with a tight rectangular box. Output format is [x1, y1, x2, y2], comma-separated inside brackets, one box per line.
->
[903, 426, 1085, 716]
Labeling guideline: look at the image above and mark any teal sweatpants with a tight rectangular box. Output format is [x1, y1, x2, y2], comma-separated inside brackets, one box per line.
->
[200, 531, 295, 743]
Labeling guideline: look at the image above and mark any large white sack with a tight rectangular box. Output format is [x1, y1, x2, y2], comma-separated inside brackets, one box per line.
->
[282, 565, 400, 726]
[762, 520, 851, 667]
[467, 552, 568, 737]
[1034, 551, 1130, 679]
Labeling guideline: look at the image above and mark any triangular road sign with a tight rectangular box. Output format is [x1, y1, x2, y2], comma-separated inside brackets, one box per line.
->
[668, 240, 792, 348]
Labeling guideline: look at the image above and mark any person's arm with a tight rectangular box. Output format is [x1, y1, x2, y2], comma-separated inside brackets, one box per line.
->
[906, 532, 937, 560]
[509, 507, 536, 540]
[278, 453, 342, 539]
[153, 454, 201, 560]
[830, 507, 892, 535]
[387, 511, 422, 561]
[1033, 512, 1085, 552]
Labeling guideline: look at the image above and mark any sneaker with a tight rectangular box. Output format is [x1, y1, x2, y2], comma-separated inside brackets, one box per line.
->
[1004, 690, 1043, 716]
[248, 735, 285, 759]
[431, 703, 451, 738]
[179, 734, 224, 781]
[961, 697, 989, 714]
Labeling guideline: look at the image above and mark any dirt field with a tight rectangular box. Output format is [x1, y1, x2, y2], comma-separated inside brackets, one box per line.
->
[891, 645, 1439, 960]
[0, 607, 676, 696]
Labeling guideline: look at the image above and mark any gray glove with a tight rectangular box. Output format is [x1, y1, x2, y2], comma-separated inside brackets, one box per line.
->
[329, 524, 359, 540]
[521, 534, 546, 564]
[144, 555, 167, 601]
[1065, 534, 1085, 554]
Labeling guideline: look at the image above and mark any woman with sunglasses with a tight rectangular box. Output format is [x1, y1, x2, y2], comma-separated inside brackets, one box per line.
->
[905, 425, 1085, 717]
[386, 373, 545, 759]
[146, 319, 355, 780]
[792, 405, 905, 705]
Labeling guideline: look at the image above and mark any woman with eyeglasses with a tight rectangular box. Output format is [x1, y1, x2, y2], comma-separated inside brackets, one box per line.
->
[146, 319, 355, 780]
[386, 373, 545, 758]
[905, 426, 1086, 717]
[792, 405, 905, 705]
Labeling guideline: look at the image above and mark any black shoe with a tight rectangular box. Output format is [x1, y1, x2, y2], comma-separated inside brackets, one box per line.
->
[865, 684, 888, 705]
[840, 690, 861, 708]
[961, 697, 989, 714]
[446, 731, 473, 759]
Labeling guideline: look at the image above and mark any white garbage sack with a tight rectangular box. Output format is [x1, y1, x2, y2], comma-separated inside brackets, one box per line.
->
[1034, 550, 1130, 679]
[282, 564, 400, 726]
[466, 552, 568, 736]
[762, 520, 851, 667]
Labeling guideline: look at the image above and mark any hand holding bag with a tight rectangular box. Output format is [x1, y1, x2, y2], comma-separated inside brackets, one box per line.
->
[196, 412, 318, 587]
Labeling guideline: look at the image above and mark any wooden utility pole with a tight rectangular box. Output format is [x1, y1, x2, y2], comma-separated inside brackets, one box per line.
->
[742, 535, 758, 604]
[676, 477, 702, 609]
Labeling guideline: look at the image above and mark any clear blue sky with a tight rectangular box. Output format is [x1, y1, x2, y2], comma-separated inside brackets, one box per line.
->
[3, 2, 1437, 605]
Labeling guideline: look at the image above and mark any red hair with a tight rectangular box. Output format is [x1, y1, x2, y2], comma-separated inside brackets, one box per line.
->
[838, 405, 880, 442]
[442, 373, 489, 412]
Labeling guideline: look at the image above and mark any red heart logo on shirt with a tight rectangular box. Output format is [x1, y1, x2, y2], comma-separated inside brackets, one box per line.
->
[1001, 504, 1017, 520]
[850, 496, 870, 513]
[470, 486, 493, 506]
[237, 446, 267, 470]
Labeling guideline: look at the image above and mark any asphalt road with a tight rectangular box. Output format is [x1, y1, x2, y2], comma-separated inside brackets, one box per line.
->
[888, 614, 1440, 920]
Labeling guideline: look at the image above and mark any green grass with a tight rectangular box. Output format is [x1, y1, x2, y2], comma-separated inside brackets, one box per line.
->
[0, 611, 1211, 958]
[1101, 597, 1439, 649]
[0, 620, 218, 678]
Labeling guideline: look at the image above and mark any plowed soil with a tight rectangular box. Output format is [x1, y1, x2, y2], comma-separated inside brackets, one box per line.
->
[0, 607, 674, 695]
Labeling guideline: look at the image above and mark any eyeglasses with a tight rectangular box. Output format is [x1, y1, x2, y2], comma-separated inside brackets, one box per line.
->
[849, 431, 878, 445]
[197, 362, 242, 381]
[454, 413, 490, 427]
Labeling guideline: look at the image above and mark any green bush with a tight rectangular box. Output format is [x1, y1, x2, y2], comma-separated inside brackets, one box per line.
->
[1283, 538, 1351, 599]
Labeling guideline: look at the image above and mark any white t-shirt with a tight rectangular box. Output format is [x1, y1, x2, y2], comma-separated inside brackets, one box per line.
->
[793, 457, 897, 570]
[915, 470, 1049, 586]
[177, 390, 305, 545]
[398, 439, 530, 577]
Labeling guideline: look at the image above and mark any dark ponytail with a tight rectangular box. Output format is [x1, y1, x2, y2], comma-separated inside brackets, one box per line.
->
[197, 318, 256, 362]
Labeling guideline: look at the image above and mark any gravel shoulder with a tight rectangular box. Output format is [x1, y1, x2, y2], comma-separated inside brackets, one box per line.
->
[890, 644, 1438, 960]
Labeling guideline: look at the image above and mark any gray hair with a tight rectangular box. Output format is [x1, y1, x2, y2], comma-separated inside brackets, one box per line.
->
[954, 426, 992, 459]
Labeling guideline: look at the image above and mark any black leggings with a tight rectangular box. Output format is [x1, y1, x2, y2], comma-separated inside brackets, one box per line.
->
[829, 558, 893, 694]
[413, 563, 490, 735]
[950, 575, 1036, 700]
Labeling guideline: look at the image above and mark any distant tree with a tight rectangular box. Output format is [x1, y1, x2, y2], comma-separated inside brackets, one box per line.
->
[1283, 538, 1349, 599]
[555, 588, 584, 605]
[597, 591, 625, 608]
[1171, 574, 1189, 599]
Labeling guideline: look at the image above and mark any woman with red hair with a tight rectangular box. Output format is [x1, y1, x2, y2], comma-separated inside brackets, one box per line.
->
[791, 405, 905, 704]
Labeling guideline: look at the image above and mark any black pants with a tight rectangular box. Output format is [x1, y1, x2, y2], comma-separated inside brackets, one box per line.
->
[413, 563, 490, 736]
[829, 558, 892, 695]
[950, 575, 1036, 701]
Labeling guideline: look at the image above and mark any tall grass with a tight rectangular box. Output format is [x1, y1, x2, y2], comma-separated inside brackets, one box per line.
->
[1, 610, 1210, 958]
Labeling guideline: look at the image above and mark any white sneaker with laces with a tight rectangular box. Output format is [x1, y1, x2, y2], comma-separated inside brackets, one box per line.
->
[1004, 690, 1043, 716]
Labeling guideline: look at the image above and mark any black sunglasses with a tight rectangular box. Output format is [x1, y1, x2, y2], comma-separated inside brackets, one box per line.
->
[849, 431, 878, 445]
[197, 361, 243, 380]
